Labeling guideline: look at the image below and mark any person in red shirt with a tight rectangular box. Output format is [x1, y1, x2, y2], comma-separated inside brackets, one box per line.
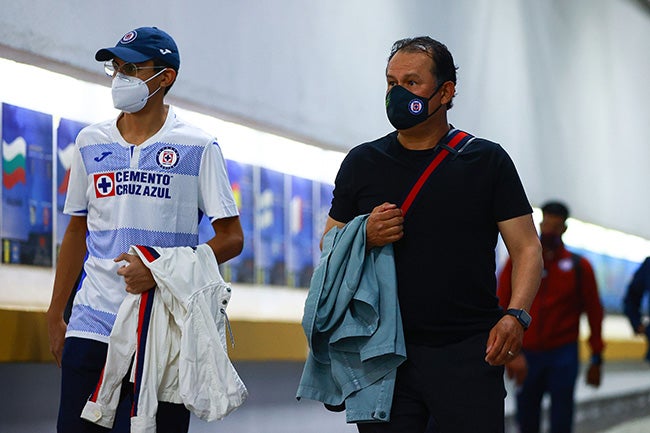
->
[497, 201, 604, 433]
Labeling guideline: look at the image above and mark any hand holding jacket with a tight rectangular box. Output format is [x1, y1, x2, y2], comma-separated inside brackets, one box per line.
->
[365, 202, 404, 249]
[115, 252, 156, 294]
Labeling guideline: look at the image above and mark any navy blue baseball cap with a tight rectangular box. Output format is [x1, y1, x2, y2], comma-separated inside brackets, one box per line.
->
[95, 26, 180, 70]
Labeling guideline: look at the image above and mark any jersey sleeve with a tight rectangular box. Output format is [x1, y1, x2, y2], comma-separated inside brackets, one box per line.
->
[198, 140, 239, 221]
[63, 143, 89, 216]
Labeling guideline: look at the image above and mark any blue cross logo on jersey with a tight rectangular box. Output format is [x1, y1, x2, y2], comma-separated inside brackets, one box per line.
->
[94, 173, 116, 198]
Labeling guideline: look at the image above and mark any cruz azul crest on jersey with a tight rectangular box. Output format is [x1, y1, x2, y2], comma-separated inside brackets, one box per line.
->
[94, 173, 116, 198]
[408, 98, 424, 115]
[156, 146, 180, 169]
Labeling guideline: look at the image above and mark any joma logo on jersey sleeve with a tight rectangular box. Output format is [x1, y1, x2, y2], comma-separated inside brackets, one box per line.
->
[94, 170, 173, 199]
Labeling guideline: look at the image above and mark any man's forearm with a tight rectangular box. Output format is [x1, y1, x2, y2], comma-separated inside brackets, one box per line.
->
[507, 245, 542, 311]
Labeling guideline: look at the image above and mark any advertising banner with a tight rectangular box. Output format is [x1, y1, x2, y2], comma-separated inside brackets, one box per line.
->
[287, 175, 313, 287]
[314, 182, 334, 268]
[256, 167, 285, 286]
[2, 103, 53, 266]
[217, 159, 255, 283]
[56, 118, 87, 250]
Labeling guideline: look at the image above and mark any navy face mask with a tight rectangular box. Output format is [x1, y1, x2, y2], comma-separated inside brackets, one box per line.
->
[540, 233, 562, 251]
[385, 83, 444, 130]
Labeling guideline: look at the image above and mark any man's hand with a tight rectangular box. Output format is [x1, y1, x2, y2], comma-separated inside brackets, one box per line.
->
[46, 312, 67, 368]
[586, 363, 602, 387]
[366, 203, 404, 249]
[115, 253, 156, 294]
[485, 314, 524, 366]
[505, 354, 528, 386]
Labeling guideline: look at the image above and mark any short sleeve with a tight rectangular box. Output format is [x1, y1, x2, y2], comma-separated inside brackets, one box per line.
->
[198, 140, 239, 221]
[492, 147, 532, 222]
[63, 144, 89, 216]
[329, 152, 358, 224]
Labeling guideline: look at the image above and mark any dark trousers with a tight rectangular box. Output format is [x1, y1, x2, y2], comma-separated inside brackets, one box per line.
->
[516, 343, 579, 433]
[57, 337, 190, 433]
[357, 332, 506, 433]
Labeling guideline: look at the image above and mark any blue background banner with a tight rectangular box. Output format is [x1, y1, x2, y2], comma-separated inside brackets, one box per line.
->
[2, 103, 53, 265]
[217, 160, 255, 283]
[56, 118, 87, 248]
[315, 183, 333, 268]
[257, 167, 286, 286]
[287, 175, 313, 288]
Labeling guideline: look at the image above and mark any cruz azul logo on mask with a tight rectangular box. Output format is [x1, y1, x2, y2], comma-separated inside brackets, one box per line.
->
[409, 99, 424, 115]
[93, 170, 173, 199]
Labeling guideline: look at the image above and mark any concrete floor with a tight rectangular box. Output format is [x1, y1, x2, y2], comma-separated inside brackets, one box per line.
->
[2, 360, 650, 433]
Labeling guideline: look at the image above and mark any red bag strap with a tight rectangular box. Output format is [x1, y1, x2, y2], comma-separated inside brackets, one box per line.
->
[400, 130, 474, 216]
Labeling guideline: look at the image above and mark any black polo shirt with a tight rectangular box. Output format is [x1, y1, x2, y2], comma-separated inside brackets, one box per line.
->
[330, 130, 532, 346]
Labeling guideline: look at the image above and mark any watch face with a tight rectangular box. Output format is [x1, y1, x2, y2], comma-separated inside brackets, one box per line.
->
[507, 309, 531, 329]
[520, 310, 532, 327]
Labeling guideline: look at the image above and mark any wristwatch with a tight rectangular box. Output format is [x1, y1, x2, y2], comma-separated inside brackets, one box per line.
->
[505, 308, 532, 330]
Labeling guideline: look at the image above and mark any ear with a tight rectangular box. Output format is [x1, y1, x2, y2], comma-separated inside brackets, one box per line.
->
[160, 68, 177, 90]
[440, 81, 456, 106]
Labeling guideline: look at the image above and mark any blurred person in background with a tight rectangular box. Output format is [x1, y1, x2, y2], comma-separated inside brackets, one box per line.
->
[498, 200, 604, 433]
[623, 257, 650, 362]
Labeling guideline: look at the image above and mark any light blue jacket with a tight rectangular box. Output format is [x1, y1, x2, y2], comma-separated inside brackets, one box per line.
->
[296, 214, 406, 423]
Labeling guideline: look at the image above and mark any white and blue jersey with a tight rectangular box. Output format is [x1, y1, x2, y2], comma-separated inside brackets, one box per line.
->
[64, 106, 239, 343]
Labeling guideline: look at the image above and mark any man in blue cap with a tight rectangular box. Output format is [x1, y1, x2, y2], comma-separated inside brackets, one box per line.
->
[47, 27, 244, 432]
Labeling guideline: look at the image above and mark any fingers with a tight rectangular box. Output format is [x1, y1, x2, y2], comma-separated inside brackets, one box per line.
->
[489, 343, 520, 365]
[370, 203, 403, 227]
[374, 202, 400, 213]
[53, 349, 62, 368]
[485, 343, 516, 365]
[115, 252, 134, 277]
[114, 252, 132, 263]
[586, 364, 602, 387]
[485, 327, 512, 365]
[367, 203, 404, 248]
[47, 320, 66, 368]
[49, 341, 62, 368]
[485, 317, 523, 366]
[114, 254, 155, 294]
[114, 253, 131, 277]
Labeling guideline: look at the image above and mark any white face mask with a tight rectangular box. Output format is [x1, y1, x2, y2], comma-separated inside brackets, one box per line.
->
[111, 69, 165, 113]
